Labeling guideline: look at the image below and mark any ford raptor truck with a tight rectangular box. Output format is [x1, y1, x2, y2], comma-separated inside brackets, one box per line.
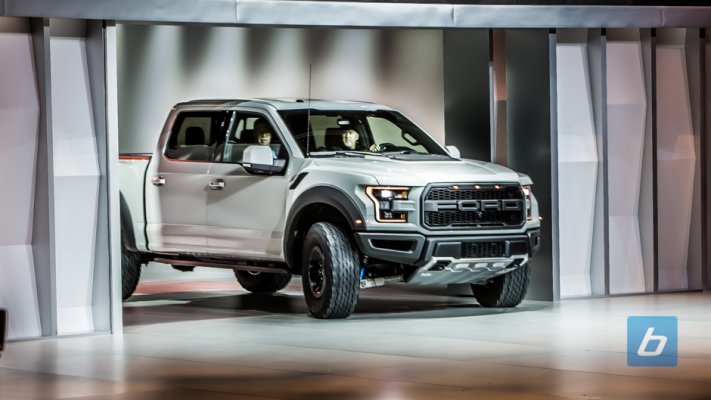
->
[119, 99, 541, 319]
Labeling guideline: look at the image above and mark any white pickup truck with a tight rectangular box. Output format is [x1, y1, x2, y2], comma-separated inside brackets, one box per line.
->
[119, 99, 541, 318]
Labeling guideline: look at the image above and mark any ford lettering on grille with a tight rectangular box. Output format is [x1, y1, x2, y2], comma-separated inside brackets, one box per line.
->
[430, 199, 523, 212]
[423, 184, 525, 229]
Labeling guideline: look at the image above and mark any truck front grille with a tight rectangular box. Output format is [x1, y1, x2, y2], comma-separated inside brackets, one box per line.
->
[423, 184, 525, 230]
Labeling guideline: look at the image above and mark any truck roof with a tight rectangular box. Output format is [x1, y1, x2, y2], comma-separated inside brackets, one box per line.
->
[174, 98, 394, 112]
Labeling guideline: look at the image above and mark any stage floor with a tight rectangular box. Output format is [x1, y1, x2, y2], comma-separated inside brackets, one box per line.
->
[1, 266, 710, 399]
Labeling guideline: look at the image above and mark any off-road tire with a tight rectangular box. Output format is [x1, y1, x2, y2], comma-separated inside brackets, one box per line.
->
[301, 222, 360, 319]
[121, 242, 142, 301]
[235, 270, 292, 293]
[471, 262, 531, 308]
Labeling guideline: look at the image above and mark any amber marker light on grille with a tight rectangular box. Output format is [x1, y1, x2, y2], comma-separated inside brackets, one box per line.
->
[365, 186, 410, 223]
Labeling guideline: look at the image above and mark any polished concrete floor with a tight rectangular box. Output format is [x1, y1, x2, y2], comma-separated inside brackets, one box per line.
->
[1, 265, 710, 399]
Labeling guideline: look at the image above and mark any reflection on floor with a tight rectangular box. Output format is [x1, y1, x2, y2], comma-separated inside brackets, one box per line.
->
[1, 271, 710, 399]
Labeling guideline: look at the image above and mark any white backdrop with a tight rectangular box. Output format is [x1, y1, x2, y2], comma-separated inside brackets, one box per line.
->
[117, 25, 445, 153]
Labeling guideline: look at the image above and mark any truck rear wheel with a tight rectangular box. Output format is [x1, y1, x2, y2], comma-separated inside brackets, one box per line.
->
[301, 222, 360, 319]
[121, 241, 142, 301]
[471, 263, 531, 308]
[235, 270, 292, 293]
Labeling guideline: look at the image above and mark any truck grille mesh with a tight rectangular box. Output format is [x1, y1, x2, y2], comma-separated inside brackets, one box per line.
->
[426, 186, 521, 201]
[461, 241, 507, 258]
[423, 184, 525, 229]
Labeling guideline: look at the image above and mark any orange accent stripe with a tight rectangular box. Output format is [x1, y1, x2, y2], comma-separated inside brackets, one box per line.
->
[120, 155, 151, 160]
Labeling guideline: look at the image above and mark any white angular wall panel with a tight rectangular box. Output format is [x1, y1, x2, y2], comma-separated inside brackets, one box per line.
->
[50, 29, 100, 334]
[0, 17, 42, 339]
[0, 109, 39, 245]
[556, 42, 599, 297]
[0, 246, 42, 338]
[606, 38, 648, 294]
[656, 42, 697, 291]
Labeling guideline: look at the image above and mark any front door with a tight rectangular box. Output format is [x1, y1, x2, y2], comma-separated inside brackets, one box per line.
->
[145, 110, 232, 253]
[205, 110, 291, 260]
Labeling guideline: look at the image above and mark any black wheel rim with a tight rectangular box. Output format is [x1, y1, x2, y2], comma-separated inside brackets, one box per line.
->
[308, 246, 326, 299]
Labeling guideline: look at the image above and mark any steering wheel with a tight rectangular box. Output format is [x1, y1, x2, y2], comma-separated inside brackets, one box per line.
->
[378, 143, 397, 152]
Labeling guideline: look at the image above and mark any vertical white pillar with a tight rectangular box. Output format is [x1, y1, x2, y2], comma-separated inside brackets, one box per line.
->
[48, 19, 105, 335]
[556, 29, 601, 297]
[105, 21, 123, 333]
[656, 29, 700, 291]
[606, 29, 651, 295]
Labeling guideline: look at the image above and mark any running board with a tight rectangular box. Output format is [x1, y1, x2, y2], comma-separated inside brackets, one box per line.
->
[153, 258, 290, 274]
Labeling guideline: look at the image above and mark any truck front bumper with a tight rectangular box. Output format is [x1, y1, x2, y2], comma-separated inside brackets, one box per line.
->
[354, 229, 540, 285]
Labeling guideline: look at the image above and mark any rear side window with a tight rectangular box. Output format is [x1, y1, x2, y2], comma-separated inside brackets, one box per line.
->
[164, 111, 232, 161]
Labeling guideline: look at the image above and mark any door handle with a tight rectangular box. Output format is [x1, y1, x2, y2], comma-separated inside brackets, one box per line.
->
[208, 179, 226, 190]
[152, 176, 166, 186]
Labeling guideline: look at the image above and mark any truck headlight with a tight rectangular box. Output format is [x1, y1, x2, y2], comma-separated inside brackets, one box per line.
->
[366, 186, 410, 223]
[522, 185, 533, 220]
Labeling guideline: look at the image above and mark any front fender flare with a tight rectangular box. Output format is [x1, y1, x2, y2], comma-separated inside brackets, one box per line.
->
[284, 186, 365, 269]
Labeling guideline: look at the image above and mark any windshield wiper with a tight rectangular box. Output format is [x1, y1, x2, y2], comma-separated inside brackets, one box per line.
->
[309, 150, 378, 158]
[382, 151, 454, 159]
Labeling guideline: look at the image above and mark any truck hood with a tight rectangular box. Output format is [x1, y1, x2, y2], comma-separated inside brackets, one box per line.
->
[310, 156, 523, 186]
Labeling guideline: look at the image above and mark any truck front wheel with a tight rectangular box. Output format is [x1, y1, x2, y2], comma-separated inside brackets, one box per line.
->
[235, 270, 292, 293]
[301, 222, 360, 319]
[471, 262, 531, 308]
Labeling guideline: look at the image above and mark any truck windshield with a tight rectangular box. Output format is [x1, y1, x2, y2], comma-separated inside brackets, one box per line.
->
[278, 109, 448, 157]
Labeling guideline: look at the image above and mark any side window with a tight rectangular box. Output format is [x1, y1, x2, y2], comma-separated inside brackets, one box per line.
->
[218, 113, 286, 163]
[164, 111, 231, 161]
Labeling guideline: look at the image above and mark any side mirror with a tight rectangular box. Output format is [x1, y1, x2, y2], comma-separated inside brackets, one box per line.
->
[445, 145, 461, 159]
[242, 145, 285, 174]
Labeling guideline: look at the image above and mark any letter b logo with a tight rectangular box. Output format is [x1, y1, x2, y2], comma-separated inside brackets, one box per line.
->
[627, 316, 678, 367]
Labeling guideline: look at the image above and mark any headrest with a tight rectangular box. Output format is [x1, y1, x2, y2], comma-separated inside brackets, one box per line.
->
[324, 127, 345, 149]
[240, 129, 255, 144]
[185, 126, 205, 146]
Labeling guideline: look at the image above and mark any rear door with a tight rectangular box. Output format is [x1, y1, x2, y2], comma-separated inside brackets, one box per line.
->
[145, 109, 233, 253]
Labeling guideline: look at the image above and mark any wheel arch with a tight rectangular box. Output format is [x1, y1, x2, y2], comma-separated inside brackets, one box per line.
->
[284, 186, 365, 273]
